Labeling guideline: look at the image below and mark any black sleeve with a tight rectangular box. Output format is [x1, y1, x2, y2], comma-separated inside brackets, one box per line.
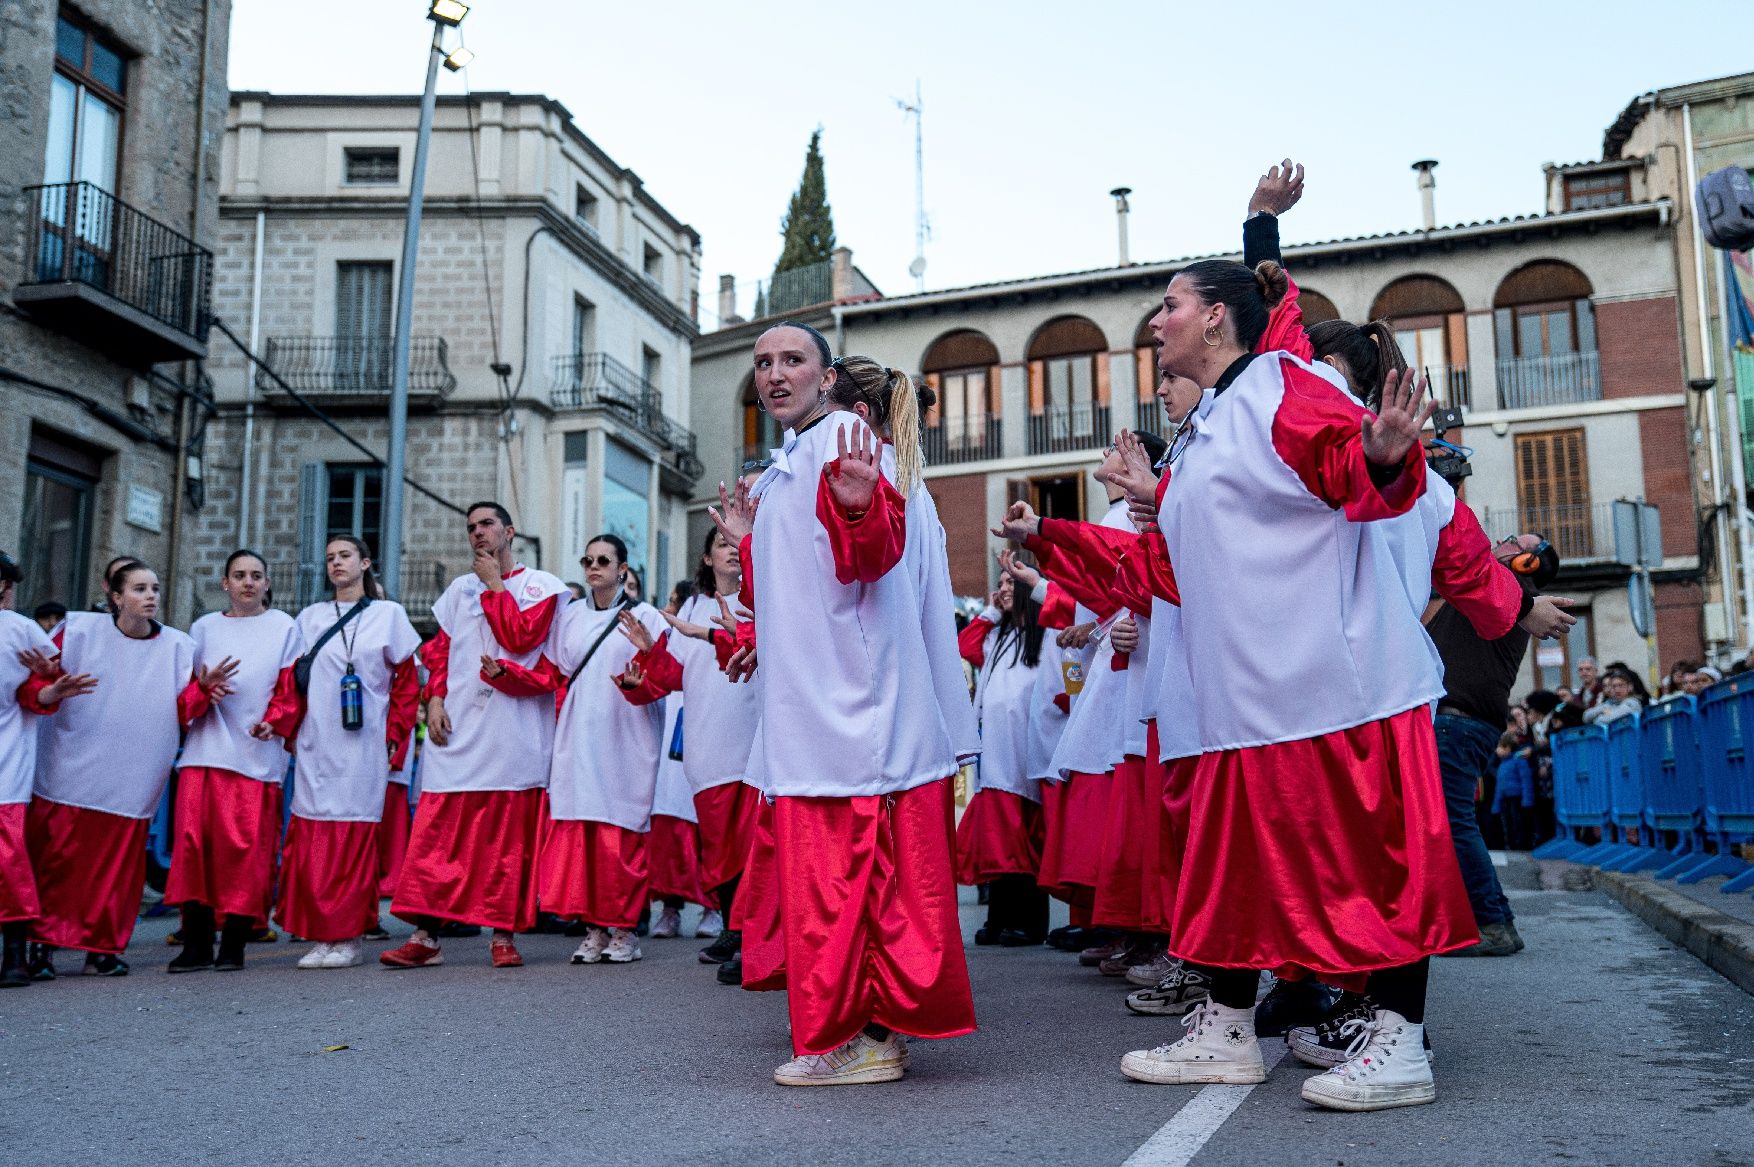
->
[1242, 212, 1282, 269]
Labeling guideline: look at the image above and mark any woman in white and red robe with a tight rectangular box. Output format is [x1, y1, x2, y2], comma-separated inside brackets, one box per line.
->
[711, 334, 974, 1087]
[274, 536, 420, 969]
[27, 563, 231, 977]
[166, 549, 304, 972]
[0, 551, 96, 987]
[383, 502, 565, 970]
[483, 534, 668, 965]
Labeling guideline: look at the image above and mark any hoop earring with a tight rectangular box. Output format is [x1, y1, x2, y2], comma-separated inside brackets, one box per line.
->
[755, 397, 768, 414]
[1203, 326, 1221, 348]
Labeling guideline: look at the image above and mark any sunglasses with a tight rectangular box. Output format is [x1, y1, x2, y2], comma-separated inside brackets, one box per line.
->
[581, 555, 621, 569]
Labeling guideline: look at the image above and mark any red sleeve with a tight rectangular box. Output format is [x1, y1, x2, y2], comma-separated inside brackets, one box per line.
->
[484, 654, 564, 698]
[419, 630, 450, 701]
[1138, 530, 1181, 605]
[16, 673, 58, 715]
[177, 676, 213, 728]
[481, 591, 559, 655]
[958, 616, 995, 667]
[386, 657, 421, 768]
[1110, 537, 1158, 616]
[1430, 501, 1526, 640]
[626, 633, 685, 698]
[816, 471, 908, 585]
[717, 621, 756, 675]
[1256, 273, 1313, 361]
[738, 535, 755, 611]
[1037, 582, 1077, 630]
[260, 664, 303, 743]
[1269, 358, 1425, 521]
[1022, 518, 1132, 620]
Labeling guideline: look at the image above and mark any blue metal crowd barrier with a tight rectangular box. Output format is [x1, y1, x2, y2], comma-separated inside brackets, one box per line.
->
[1543, 678, 1754, 892]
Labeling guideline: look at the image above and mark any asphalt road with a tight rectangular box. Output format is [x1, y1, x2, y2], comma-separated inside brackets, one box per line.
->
[2, 858, 1751, 1166]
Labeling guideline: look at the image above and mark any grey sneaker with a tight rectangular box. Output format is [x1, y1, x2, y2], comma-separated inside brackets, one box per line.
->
[1441, 921, 1519, 958]
[1125, 961, 1211, 1016]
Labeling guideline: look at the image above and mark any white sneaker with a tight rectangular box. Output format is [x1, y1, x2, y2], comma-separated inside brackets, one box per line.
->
[650, 906, 682, 939]
[1126, 949, 1178, 987]
[570, 928, 610, 965]
[1120, 1000, 1266, 1085]
[322, 939, 364, 969]
[695, 909, 724, 939]
[604, 928, 642, 963]
[774, 1032, 907, 1087]
[297, 942, 333, 969]
[1300, 1009, 1436, 1112]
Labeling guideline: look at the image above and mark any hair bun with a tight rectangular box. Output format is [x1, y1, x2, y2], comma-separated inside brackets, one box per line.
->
[1253, 261, 1289, 310]
[915, 381, 938, 412]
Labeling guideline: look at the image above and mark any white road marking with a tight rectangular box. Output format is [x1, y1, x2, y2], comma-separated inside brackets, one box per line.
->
[1121, 1042, 1291, 1167]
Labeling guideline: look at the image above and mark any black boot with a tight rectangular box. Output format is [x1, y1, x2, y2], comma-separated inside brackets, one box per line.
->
[698, 928, 741, 965]
[168, 905, 216, 973]
[213, 915, 251, 972]
[716, 950, 743, 985]
[0, 922, 29, 988]
[974, 881, 1003, 945]
[26, 942, 56, 981]
[995, 874, 1041, 946]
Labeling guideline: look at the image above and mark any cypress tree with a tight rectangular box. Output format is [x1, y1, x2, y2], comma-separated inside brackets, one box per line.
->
[773, 129, 836, 276]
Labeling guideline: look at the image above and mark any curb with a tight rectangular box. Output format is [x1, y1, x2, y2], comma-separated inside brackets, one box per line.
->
[1594, 869, 1754, 997]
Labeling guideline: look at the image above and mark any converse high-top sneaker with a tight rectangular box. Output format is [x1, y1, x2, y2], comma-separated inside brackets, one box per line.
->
[1120, 1000, 1266, 1084]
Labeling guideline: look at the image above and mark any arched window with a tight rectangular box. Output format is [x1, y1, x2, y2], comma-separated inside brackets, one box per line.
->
[740, 373, 780, 468]
[1493, 261, 1597, 409]
[921, 329, 1001, 463]
[1027, 315, 1109, 454]
[1297, 288, 1340, 325]
[1370, 275, 1470, 408]
[1133, 314, 1166, 434]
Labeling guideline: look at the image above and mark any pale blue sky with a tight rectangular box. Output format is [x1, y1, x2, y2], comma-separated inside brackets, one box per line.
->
[230, 0, 1740, 326]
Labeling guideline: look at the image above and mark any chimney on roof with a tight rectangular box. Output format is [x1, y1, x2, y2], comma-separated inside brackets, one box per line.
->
[1411, 160, 1438, 230]
[1110, 187, 1133, 266]
[718, 274, 743, 326]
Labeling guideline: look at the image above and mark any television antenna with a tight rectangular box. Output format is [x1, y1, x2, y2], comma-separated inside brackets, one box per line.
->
[896, 81, 929, 292]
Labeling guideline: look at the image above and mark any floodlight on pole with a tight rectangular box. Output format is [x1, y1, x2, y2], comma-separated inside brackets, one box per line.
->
[442, 46, 474, 71]
[428, 0, 468, 26]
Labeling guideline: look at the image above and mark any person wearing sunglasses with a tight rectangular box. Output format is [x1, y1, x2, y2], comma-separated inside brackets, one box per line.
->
[382, 502, 568, 972]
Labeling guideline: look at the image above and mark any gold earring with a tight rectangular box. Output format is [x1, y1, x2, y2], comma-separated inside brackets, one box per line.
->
[1203, 326, 1221, 348]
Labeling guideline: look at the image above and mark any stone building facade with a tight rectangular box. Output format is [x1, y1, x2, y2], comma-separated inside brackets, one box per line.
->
[193, 92, 702, 623]
[1, 1, 229, 625]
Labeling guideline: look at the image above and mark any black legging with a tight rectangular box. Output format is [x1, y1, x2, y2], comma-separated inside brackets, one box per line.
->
[1199, 958, 1430, 1023]
[716, 874, 740, 924]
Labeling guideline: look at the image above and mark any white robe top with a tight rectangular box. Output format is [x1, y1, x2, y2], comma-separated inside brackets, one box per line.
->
[1024, 635, 1070, 784]
[1156, 354, 1442, 751]
[744, 415, 960, 798]
[1112, 612, 1153, 765]
[1044, 500, 1137, 780]
[972, 620, 1046, 803]
[291, 600, 422, 821]
[905, 478, 983, 765]
[421, 566, 569, 795]
[180, 609, 303, 784]
[1149, 595, 1201, 764]
[0, 611, 55, 805]
[653, 695, 696, 821]
[667, 592, 759, 794]
[547, 599, 669, 830]
[35, 612, 194, 819]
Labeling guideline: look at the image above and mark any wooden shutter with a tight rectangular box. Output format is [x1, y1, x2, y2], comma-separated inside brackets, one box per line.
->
[1514, 429, 1590, 559]
[296, 462, 327, 609]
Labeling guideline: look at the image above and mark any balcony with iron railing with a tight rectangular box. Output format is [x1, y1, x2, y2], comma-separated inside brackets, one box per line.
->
[16, 181, 213, 366]
[924, 414, 1004, 466]
[264, 559, 450, 624]
[550, 352, 703, 486]
[257, 336, 456, 404]
[1028, 402, 1112, 457]
[1481, 501, 1619, 565]
[1423, 364, 1472, 411]
[1495, 351, 1600, 411]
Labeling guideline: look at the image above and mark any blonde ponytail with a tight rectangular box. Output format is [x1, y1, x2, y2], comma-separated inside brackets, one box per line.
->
[889, 369, 923, 496]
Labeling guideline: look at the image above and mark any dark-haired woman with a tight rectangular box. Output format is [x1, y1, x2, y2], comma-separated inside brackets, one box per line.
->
[27, 563, 232, 977]
[709, 325, 975, 1087]
[955, 563, 1061, 946]
[165, 551, 303, 973]
[486, 534, 669, 965]
[275, 536, 421, 969]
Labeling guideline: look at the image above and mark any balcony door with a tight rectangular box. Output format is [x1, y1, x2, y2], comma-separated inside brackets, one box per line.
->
[336, 261, 393, 392]
[1514, 428, 1592, 561]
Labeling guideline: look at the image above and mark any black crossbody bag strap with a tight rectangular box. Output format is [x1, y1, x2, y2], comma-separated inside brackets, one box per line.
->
[294, 598, 371, 696]
[567, 596, 631, 688]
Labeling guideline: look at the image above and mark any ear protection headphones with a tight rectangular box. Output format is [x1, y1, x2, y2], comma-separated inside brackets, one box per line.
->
[1508, 539, 1552, 577]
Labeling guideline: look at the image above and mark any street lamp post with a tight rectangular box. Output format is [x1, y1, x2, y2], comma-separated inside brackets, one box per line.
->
[382, 3, 464, 597]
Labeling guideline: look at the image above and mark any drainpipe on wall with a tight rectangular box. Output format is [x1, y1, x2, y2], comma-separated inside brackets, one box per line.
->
[238, 209, 265, 548]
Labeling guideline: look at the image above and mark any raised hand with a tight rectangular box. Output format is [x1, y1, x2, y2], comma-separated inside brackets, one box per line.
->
[40, 671, 97, 704]
[479, 653, 506, 680]
[826, 421, 882, 516]
[989, 499, 1041, 543]
[17, 647, 62, 680]
[1109, 429, 1161, 506]
[1361, 367, 1437, 468]
[708, 478, 760, 546]
[618, 609, 655, 653]
[1520, 595, 1579, 641]
[198, 656, 241, 701]
[998, 549, 1042, 592]
[710, 595, 752, 636]
[619, 658, 646, 690]
[662, 610, 714, 642]
[472, 546, 505, 592]
[1248, 159, 1305, 217]
[726, 645, 758, 683]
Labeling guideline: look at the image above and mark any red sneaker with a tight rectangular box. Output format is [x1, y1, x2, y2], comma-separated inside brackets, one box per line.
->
[490, 939, 523, 968]
[379, 939, 443, 969]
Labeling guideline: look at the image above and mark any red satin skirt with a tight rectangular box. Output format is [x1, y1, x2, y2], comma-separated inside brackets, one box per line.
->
[1142, 752, 1198, 934]
[539, 815, 649, 928]
[277, 816, 380, 943]
[954, 789, 1044, 884]
[25, 797, 147, 955]
[1092, 753, 1158, 932]
[1167, 708, 1478, 985]
[0, 802, 41, 924]
[391, 788, 542, 933]
[164, 767, 281, 924]
[695, 780, 762, 895]
[1037, 771, 1108, 907]
[734, 793, 786, 992]
[773, 778, 977, 1057]
[378, 781, 411, 898]
[647, 813, 708, 906]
